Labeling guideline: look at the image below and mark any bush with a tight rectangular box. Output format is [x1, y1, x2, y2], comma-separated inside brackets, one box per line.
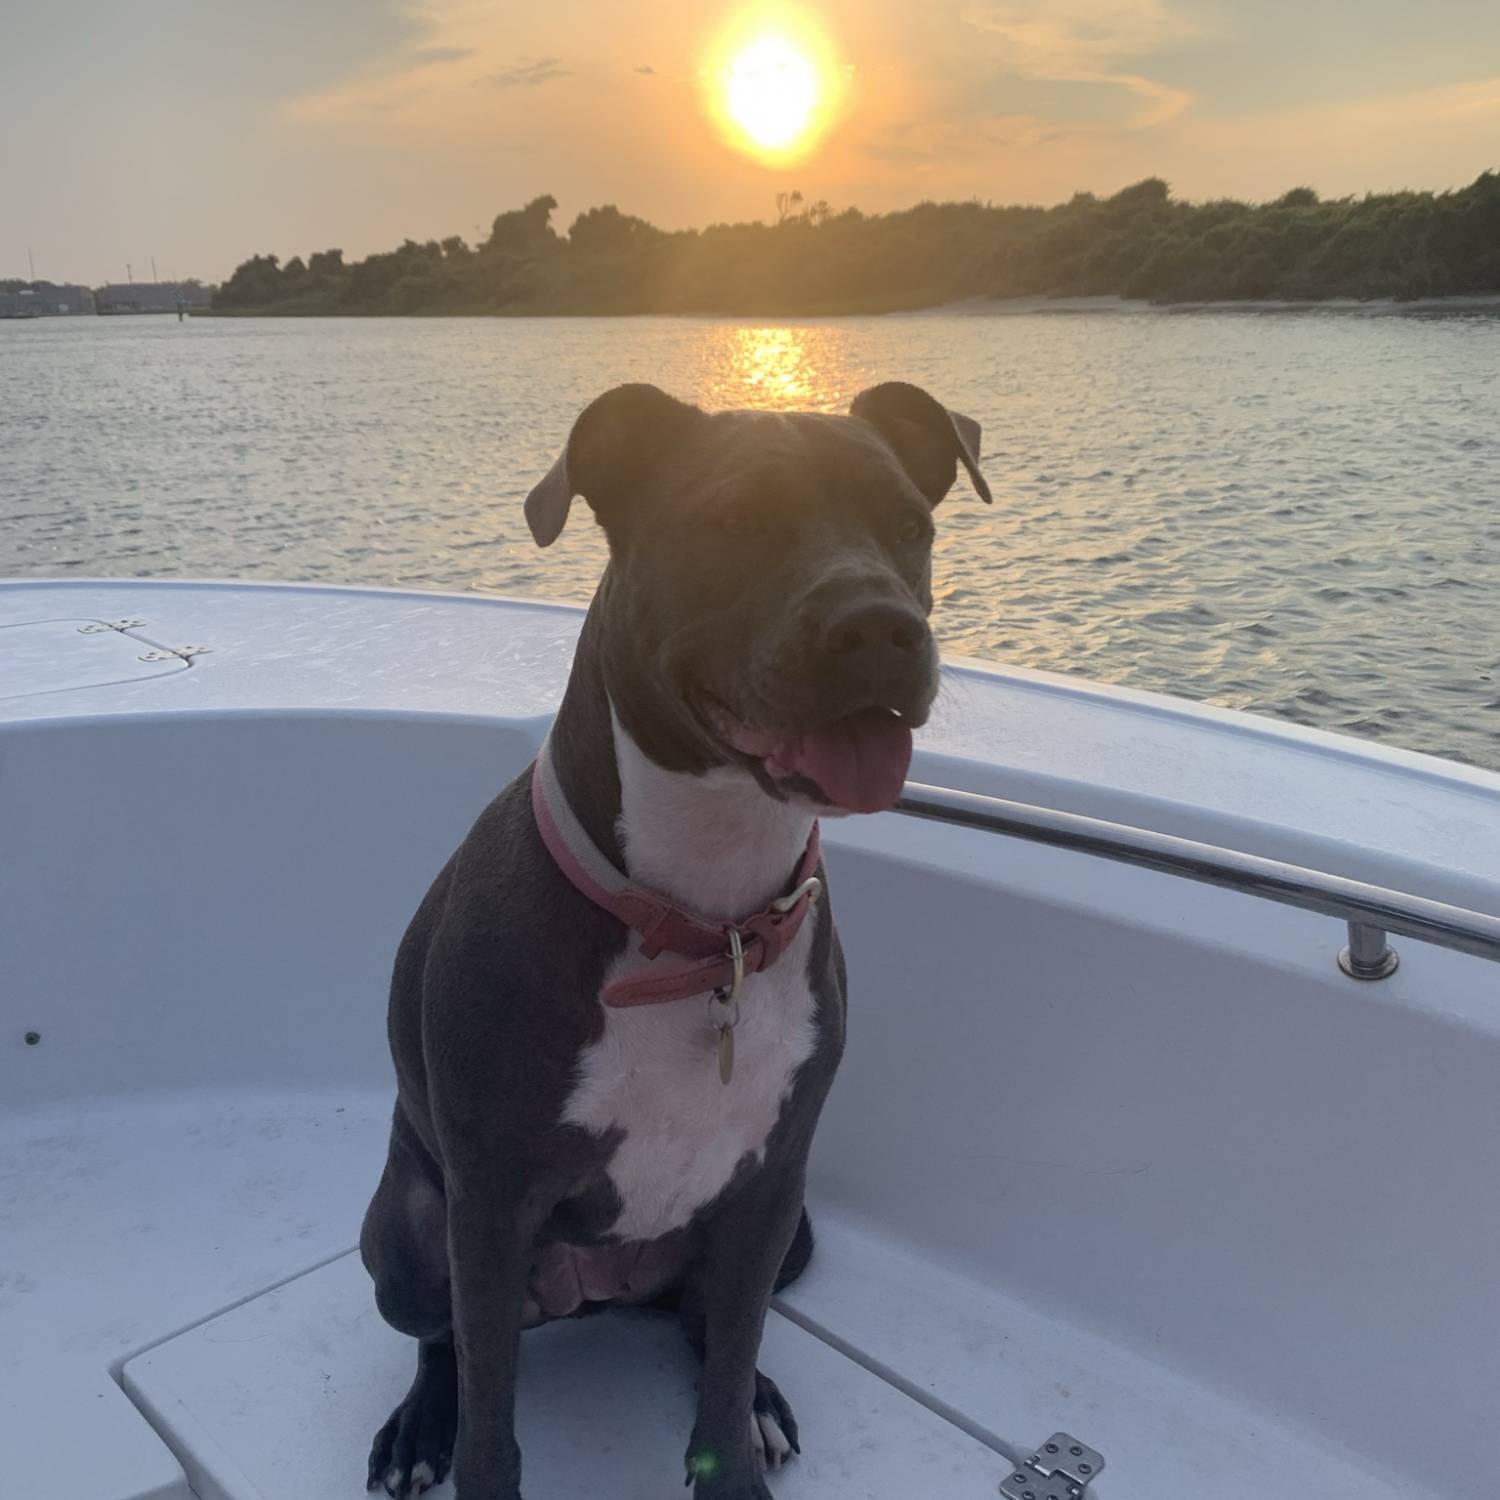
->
[210, 172, 1500, 315]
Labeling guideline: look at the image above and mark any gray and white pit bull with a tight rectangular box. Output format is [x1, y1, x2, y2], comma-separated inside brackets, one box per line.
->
[360, 380, 990, 1500]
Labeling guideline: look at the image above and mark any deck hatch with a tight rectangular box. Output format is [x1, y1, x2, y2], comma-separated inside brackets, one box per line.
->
[0, 617, 188, 699]
[121, 1251, 1010, 1499]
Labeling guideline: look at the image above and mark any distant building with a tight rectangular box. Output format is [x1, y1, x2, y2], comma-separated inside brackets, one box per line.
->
[0, 281, 95, 316]
[0, 289, 43, 319]
[95, 281, 210, 315]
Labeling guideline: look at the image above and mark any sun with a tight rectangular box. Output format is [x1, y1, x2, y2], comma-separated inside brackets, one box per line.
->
[707, 11, 839, 163]
[725, 36, 820, 153]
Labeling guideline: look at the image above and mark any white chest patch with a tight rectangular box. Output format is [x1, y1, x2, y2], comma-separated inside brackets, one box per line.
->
[558, 716, 821, 1242]
[562, 926, 818, 1241]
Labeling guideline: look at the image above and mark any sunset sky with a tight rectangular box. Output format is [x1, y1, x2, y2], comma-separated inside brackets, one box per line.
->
[5, 0, 1499, 285]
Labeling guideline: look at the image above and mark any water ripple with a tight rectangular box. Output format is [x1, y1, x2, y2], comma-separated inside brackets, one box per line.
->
[2, 310, 1497, 769]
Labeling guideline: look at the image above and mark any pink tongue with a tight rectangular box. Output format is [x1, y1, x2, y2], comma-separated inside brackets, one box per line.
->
[785, 708, 914, 813]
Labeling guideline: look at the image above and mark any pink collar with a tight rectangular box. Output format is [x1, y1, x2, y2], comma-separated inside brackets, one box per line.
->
[530, 734, 823, 1008]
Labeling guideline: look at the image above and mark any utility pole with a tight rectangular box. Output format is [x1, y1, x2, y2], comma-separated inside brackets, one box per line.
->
[27, 245, 36, 281]
[151, 256, 158, 283]
[126, 262, 133, 284]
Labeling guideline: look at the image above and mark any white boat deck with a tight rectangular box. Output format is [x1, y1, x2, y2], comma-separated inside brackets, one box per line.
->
[4, 580, 1499, 1500]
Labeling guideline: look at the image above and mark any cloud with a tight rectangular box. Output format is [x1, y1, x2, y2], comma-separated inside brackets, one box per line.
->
[862, 113, 1059, 165]
[409, 45, 474, 64]
[282, 0, 583, 129]
[480, 57, 568, 89]
[1177, 74, 1500, 197]
[634, 65, 656, 75]
[961, 0, 1195, 127]
[863, 67, 1500, 207]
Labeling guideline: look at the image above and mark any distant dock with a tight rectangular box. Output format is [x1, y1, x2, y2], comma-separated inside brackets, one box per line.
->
[0, 281, 213, 318]
[95, 282, 211, 315]
[0, 284, 94, 318]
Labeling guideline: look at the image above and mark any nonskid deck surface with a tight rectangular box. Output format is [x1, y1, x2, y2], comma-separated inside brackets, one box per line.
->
[4, 1087, 1417, 1500]
[1, 1087, 393, 1500]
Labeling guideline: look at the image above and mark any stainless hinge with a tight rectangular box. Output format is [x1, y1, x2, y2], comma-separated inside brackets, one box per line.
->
[1000, 1434, 1105, 1500]
[78, 618, 145, 634]
[138, 644, 212, 663]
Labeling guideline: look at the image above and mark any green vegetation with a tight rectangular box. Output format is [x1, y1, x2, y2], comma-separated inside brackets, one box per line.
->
[212, 173, 1500, 316]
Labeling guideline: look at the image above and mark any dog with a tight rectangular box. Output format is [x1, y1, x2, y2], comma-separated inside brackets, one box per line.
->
[359, 380, 990, 1500]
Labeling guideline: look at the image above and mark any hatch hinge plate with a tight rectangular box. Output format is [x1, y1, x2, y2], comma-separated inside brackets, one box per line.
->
[1000, 1433, 1105, 1500]
[138, 645, 213, 663]
[77, 618, 145, 634]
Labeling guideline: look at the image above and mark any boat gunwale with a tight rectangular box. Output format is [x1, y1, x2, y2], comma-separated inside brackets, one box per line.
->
[6, 576, 1499, 800]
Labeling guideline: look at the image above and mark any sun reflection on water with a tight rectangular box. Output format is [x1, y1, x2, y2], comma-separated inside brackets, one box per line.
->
[697, 324, 862, 412]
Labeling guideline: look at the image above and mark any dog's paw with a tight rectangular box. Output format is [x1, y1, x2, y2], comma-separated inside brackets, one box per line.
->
[366, 1371, 457, 1497]
[685, 1442, 771, 1499]
[685, 1373, 798, 1499]
[749, 1370, 799, 1472]
[684, 1461, 774, 1500]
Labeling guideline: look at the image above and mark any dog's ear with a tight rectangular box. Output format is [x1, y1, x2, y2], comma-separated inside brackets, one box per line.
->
[849, 382, 991, 507]
[524, 384, 707, 547]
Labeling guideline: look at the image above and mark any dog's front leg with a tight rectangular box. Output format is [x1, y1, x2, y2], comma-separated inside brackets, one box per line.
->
[447, 1182, 535, 1500]
[686, 1167, 807, 1500]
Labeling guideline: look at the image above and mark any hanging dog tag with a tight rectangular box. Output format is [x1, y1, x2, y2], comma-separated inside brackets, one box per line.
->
[710, 929, 745, 1088]
[711, 984, 740, 1086]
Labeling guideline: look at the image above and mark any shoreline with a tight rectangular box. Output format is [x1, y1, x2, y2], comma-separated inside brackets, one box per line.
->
[184, 290, 1500, 322]
[915, 292, 1500, 317]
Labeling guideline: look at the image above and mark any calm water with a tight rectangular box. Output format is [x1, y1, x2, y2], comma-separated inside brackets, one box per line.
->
[3, 311, 1498, 769]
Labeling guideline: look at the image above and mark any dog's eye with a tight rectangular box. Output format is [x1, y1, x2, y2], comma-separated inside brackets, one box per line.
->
[895, 513, 930, 543]
[718, 508, 765, 536]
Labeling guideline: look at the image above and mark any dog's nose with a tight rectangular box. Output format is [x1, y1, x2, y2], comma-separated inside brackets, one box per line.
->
[821, 601, 929, 662]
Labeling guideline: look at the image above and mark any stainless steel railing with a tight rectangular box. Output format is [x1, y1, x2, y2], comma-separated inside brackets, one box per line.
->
[894, 782, 1500, 977]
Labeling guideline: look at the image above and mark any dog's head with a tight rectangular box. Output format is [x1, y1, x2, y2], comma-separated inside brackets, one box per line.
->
[525, 382, 989, 813]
